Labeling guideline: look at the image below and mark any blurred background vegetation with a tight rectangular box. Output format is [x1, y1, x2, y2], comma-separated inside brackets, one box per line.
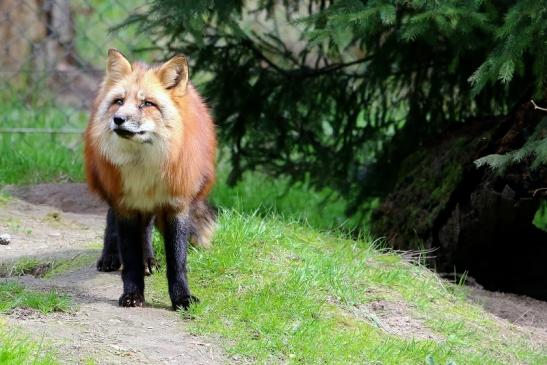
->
[127, 0, 546, 206]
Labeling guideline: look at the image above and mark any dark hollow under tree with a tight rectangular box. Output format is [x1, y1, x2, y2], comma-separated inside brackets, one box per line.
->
[372, 102, 547, 299]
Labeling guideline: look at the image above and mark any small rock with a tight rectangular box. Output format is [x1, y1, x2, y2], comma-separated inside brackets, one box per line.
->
[0, 233, 11, 245]
[371, 301, 385, 311]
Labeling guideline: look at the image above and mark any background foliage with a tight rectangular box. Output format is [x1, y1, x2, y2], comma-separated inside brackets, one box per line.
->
[127, 0, 546, 216]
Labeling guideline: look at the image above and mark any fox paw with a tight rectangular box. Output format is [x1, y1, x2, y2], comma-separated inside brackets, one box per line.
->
[172, 295, 199, 311]
[144, 256, 158, 276]
[119, 292, 144, 307]
[97, 253, 121, 272]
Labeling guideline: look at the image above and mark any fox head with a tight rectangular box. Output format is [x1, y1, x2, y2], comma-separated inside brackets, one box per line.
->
[90, 49, 189, 165]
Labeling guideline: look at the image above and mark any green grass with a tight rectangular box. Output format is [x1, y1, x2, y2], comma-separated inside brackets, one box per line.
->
[0, 282, 73, 314]
[0, 322, 58, 365]
[0, 266, 77, 365]
[0, 258, 49, 278]
[147, 211, 545, 365]
[0, 94, 85, 185]
[533, 200, 547, 232]
[0, 254, 97, 280]
[211, 163, 373, 232]
[42, 254, 97, 279]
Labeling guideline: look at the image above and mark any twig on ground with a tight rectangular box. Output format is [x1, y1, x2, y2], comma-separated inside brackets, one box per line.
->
[530, 100, 547, 112]
[514, 309, 533, 325]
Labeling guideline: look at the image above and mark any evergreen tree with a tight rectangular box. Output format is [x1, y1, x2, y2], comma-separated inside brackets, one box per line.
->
[126, 0, 546, 215]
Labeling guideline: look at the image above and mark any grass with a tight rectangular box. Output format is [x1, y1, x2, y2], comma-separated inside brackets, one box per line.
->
[211, 163, 369, 232]
[0, 258, 49, 278]
[0, 282, 72, 314]
[147, 211, 545, 365]
[0, 253, 97, 280]
[42, 254, 97, 279]
[0, 193, 9, 207]
[0, 282, 68, 364]
[0, 322, 58, 365]
[0, 260, 82, 365]
[0, 93, 85, 185]
[533, 200, 547, 232]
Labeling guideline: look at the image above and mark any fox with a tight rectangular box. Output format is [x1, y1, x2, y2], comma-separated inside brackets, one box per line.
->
[84, 49, 216, 310]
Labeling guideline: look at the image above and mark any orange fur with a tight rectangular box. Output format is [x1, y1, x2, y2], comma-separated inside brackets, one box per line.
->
[84, 101, 123, 205]
[84, 52, 216, 218]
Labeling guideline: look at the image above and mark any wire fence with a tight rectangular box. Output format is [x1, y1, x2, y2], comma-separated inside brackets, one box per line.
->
[0, 0, 157, 135]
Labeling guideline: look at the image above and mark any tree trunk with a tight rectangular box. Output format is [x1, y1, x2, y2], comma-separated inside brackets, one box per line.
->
[0, 0, 74, 76]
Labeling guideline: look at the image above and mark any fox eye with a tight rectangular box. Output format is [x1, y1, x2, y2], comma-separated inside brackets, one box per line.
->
[143, 100, 156, 107]
[113, 98, 124, 106]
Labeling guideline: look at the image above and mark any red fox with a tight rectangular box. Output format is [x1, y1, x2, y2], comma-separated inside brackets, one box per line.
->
[84, 49, 216, 310]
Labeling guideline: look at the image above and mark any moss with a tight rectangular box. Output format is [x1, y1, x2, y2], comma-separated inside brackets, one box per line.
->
[430, 163, 463, 206]
[373, 132, 490, 249]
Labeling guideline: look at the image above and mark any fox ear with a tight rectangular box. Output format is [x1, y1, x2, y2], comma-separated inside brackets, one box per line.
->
[158, 55, 189, 94]
[106, 49, 131, 83]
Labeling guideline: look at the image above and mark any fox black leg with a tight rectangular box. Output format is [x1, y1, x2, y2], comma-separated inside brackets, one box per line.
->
[97, 208, 121, 272]
[117, 213, 152, 307]
[143, 216, 156, 276]
[158, 213, 198, 310]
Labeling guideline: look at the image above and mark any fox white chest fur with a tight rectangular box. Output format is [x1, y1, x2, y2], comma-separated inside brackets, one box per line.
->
[103, 135, 177, 211]
[119, 161, 170, 211]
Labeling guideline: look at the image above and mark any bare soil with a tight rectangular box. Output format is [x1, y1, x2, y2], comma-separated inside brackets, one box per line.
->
[350, 299, 443, 341]
[468, 287, 547, 330]
[0, 183, 224, 365]
[0, 183, 546, 364]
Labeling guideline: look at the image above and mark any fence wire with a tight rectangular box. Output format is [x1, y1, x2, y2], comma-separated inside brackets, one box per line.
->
[0, 0, 156, 134]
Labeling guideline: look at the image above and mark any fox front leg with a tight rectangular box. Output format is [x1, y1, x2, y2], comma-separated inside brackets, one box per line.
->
[117, 213, 152, 307]
[157, 213, 198, 310]
[97, 208, 157, 275]
[97, 208, 121, 272]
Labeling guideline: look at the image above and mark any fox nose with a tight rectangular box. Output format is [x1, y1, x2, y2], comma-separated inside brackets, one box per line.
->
[113, 116, 126, 126]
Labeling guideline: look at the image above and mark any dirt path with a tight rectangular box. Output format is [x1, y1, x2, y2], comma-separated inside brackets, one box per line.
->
[0, 184, 224, 365]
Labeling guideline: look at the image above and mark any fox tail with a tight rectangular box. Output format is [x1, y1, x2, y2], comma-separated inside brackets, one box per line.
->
[189, 199, 217, 249]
